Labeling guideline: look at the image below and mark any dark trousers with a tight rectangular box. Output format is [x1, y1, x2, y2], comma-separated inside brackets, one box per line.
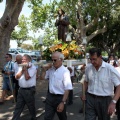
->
[85, 93, 112, 120]
[44, 93, 67, 120]
[12, 76, 19, 102]
[116, 98, 120, 120]
[68, 90, 73, 104]
[12, 87, 37, 120]
[14, 81, 19, 102]
[68, 76, 74, 104]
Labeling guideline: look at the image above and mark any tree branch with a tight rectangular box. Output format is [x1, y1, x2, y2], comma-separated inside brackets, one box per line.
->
[0, 0, 25, 29]
[0, 0, 18, 28]
[87, 25, 107, 42]
[10, 0, 25, 29]
[85, 17, 99, 31]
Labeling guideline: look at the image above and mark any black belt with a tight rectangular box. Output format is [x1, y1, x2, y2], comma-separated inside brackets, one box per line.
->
[49, 93, 63, 96]
[87, 92, 110, 98]
[20, 86, 35, 90]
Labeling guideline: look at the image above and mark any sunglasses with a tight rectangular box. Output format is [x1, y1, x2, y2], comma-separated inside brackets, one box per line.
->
[52, 58, 60, 62]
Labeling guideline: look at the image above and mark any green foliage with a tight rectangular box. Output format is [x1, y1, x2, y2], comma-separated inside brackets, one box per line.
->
[0, 0, 3, 3]
[42, 48, 52, 61]
[90, 20, 120, 54]
[23, 0, 120, 55]
[11, 15, 29, 47]
[28, 0, 120, 32]
[21, 44, 33, 50]
[28, 0, 59, 31]
[32, 38, 40, 50]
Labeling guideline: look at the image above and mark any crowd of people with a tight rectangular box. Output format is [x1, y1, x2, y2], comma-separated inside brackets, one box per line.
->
[0, 48, 120, 120]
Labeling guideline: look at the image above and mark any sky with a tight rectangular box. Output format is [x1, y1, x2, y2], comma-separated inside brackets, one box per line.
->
[0, 0, 52, 48]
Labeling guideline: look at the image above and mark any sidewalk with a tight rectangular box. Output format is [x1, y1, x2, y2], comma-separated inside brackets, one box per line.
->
[0, 78, 117, 120]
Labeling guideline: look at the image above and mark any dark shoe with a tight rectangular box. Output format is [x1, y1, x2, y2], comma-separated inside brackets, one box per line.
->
[0, 102, 4, 105]
[43, 100, 46, 103]
[79, 108, 83, 113]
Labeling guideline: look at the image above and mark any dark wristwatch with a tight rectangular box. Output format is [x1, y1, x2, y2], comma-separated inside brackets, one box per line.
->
[61, 101, 66, 104]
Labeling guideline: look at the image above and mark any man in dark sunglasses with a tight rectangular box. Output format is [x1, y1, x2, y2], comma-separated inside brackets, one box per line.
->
[44, 51, 73, 120]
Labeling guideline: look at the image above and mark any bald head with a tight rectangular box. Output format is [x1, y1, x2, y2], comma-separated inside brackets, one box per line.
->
[16, 54, 22, 64]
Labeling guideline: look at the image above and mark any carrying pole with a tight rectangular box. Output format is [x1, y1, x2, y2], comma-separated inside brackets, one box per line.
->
[9, 75, 15, 103]
[80, 74, 85, 118]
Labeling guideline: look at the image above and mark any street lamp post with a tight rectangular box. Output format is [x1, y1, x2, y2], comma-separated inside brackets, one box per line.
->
[39, 36, 43, 60]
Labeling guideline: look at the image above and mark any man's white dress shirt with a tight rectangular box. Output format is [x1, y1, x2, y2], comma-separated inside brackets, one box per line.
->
[85, 61, 120, 96]
[45, 65, 73, 95]
[16, 64, 37, 88]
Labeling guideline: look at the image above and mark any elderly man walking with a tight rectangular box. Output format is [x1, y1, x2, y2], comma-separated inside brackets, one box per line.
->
[44, 51, 73, 120]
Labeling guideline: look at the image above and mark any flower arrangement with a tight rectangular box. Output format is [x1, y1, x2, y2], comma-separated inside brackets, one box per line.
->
[43, 40, 85, 61]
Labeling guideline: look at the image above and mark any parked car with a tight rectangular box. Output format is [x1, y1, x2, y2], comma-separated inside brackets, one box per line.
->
[8, 48, 37, 61]
[32, 50, 41, 61]
[102, 56, 108, 62]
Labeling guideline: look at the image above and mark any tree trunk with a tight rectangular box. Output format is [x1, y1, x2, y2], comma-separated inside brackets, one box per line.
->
[0, 0, 25, 70]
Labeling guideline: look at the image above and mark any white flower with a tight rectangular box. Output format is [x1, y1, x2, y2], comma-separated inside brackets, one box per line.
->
[75, 52, 78, 55]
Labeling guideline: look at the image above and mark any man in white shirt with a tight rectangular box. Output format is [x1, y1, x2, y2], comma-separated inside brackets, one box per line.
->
[44, 51, 73, 120]
[81, 48, 120, 120]
[12, 54, 37, 120]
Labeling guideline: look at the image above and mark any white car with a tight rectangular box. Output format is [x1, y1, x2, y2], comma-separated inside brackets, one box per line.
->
[9, 48, 37, 60]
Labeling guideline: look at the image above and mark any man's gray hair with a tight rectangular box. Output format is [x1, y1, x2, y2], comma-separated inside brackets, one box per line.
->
[59, 53, 64, 60]
[52, 51, 64, 60]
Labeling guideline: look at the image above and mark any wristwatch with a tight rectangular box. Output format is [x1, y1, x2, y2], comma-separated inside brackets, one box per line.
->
[61, 101, 66, 104]
[112, 100, 117, 104]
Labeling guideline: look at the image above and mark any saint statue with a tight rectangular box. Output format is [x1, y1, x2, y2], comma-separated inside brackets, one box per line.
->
[55, 9, 69, 42]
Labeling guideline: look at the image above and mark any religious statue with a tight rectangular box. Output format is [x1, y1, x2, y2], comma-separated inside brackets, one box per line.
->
[55, 9, 69, 42]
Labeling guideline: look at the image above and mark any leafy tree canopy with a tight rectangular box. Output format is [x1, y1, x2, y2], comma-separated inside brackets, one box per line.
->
[11, 15, 29, 47]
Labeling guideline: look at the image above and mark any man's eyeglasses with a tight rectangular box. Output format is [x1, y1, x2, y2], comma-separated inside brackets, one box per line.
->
[5, 57, 9, 58]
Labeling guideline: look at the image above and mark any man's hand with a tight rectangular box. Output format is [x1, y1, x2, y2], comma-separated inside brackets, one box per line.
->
[108, 101, 116, 115]
[57, 102, 64, 112]
[6, 71, 11, 75]
[22, 66, 27, 72]
[80, 95, 86, 101]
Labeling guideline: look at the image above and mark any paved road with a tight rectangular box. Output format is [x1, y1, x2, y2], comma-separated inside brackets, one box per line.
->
[0, 78, 117, 120]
